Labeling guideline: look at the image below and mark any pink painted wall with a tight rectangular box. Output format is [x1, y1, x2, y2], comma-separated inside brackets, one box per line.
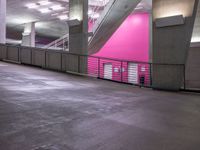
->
[93, 13, 150, 61]
[88, 20, 93, 32]
[88, 13, 150, 85]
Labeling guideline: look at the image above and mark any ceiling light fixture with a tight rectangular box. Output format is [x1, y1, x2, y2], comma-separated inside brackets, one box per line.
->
[51, 13, 59, 16]
[26, 3, 39, 9]
[38, 8, 51, 13]
[91, 13, 100, 19]
[58, 15, 69, 20]
[88, 9, 93, 15]
[51, 5, 64, 11]
[135, 6, 143, 10]
[38, 0, 51, 6]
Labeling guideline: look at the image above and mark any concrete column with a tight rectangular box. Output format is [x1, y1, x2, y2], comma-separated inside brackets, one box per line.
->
[0, 0, 6, 44]
[152, 0, 199, 91]
[69, 0, 88, 55]
[68, 0, 88, 74]
[22, 22, 35, 47]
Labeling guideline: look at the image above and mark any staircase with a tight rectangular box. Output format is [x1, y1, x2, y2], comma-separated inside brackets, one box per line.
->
[88, 0, 141, 54]
[43, 34, 69, 51]
[43, 0, 141, 54]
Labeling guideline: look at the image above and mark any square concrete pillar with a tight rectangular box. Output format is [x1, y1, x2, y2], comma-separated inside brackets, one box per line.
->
[0, 0, 6, 44]
[22, 22, 36, 47]
[68, 0, 88, 74]
[152, 0, 199, 90]
[69, 0, 88, 55]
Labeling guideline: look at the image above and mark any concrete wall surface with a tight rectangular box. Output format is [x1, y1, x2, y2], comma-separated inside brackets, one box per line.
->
[1, 43, 200, 91]
[0, 44, 85, 74]
[152, 0, 199, 91]
[88, 13, 151, 85]
[186, 46, 200, 89]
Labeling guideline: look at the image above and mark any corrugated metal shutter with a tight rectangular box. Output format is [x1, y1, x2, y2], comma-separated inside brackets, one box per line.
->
[128, 63, 138, 84]
[104, 64, 112, 80]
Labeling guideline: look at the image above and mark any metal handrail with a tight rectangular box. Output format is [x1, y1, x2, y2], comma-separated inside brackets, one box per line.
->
[43, 0, 113, 51]
[43, 34, 69, 50]
[89, 0, 116, 37]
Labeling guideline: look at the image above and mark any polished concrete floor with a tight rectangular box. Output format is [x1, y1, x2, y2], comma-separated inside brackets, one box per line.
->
[0, 61, 200, 150]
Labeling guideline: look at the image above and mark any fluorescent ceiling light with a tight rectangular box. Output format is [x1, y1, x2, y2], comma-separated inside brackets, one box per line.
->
[88, 9, 93, 15]
[58, 15, 69, 20]
[135, 6, 143, 10]
[26, 3, 39, 9]
[38, 0, 51, 6]
[39, 8, 51, 13]
[51, 13, 59, 16]
[51, 5, 64, 11]
[91, 13, 99, 19]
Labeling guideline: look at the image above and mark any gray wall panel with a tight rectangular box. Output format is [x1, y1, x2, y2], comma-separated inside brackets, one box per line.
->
[66, 54, 79, 73]
[20, 47, 32, 64]
[32, 49, 46, 67]
[46, 51, 62, 71]
[186, 46, 200, 89]
[7, 46, 19, 62]
[0, 44, 7, 60]
[152, 0, 199, 90]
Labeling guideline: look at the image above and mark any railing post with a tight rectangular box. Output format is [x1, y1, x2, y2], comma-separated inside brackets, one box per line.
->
[98, 57, 100, 78]
[121, 61, 123, 82]
[63, 39, 64, 51]
[78, 55, 80, 73]
[183, 64, 186, 90]
[150, 63, 152, 86]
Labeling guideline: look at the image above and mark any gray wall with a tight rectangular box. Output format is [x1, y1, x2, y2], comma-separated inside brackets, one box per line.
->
[68, 0, 88, 74]
[192, 1, 200, 42]
[186, 45, 200, 89]
[152, 0, 199, 90]
[0, 44, 87, 75]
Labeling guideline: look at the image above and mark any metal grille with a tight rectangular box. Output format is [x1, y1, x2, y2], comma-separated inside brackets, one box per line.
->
[2, 44, 198, 91]
[87, 56, 152, 87]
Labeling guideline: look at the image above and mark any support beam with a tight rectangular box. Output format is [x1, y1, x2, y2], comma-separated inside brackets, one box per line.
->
[152, 0, 199, 90]
[191, 1, 200, 43]
[22, 22, 35, 47]
[69, 0, 88, 55]
[88, 0, 142, 54]
[0, 0, 6, 44]
[68, 0, 88, 74]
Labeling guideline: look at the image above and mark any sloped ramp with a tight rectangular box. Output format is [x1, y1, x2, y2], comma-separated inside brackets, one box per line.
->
[88, 0, 141, 54]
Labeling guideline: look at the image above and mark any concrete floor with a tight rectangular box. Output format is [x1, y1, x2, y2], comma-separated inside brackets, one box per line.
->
[0, 61, 200, 150]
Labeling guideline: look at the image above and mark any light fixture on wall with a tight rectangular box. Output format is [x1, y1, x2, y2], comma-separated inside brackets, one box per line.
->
[155, 15, 185, 28]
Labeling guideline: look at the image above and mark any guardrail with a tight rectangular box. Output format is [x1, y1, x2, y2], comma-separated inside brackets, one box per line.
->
[0, 44, 191, 90]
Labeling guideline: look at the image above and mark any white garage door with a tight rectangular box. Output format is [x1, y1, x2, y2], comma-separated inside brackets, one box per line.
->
[104, 64, 112, 80]
[128, 63, 138, 84]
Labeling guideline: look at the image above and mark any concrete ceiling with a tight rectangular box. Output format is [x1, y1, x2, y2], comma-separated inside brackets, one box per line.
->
[6, 0, 112, 39]
[6, 0, 152, 40]
[7, 0, 69, 38]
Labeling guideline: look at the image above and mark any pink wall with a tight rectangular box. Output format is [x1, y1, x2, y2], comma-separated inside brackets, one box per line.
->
[88, 13, 150, 85]
[93, 13, 150, 62]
